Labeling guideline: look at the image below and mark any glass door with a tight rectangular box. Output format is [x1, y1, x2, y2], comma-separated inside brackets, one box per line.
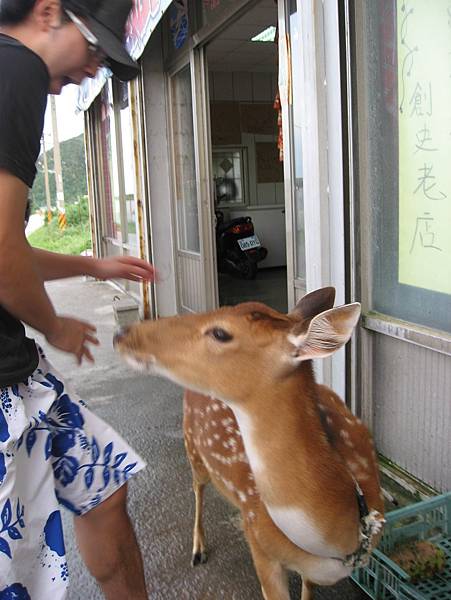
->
[169, 53, 216, 313]
[279, 0, 307, 308]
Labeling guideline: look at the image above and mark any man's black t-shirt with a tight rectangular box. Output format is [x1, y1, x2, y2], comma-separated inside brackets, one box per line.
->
[0, 33, 49, 386]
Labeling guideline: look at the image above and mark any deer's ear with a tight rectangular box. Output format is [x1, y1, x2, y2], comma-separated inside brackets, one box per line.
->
[289, 303, 361, 361]
[289, 287, 336, 321]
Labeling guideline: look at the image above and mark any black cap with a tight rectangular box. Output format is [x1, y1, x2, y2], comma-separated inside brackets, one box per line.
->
[63, 0, 139, 81]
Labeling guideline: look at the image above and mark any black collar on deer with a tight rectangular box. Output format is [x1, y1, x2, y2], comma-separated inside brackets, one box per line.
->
[339, 477, 385, 568]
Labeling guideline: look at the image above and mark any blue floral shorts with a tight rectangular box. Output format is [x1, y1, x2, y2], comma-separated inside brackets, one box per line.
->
[0, 348, 146, 599]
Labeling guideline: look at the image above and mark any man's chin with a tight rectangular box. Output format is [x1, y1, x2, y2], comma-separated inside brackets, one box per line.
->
[49, 77, 77, 94]
[49, 79, 64, 95]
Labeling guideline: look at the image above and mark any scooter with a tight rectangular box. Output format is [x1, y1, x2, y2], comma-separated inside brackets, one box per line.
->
[215, 209, 268, 280]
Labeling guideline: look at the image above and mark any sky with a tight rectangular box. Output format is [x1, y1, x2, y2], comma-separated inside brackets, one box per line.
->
[42, 84, 85, 150]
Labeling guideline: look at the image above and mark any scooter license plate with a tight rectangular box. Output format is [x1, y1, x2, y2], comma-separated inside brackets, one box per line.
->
[238, 235, 261, 251]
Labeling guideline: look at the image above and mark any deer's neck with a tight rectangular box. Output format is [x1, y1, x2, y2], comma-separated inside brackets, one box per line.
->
[229, 372, 360, 558]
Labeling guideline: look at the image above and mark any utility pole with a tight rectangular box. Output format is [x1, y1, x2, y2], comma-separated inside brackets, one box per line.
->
[41, 134, 52, 221]
[50, 95, 66, 229]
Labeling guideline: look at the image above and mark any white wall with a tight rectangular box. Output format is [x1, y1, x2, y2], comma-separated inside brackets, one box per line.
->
[210, 70, 286, 266]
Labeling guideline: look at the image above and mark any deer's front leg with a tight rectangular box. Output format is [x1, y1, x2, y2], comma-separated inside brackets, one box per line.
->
[185, 426, 210, 567]
[191, 477, 208, 566]
[300, 579, 315, 600]
[245, 525, 290, 600]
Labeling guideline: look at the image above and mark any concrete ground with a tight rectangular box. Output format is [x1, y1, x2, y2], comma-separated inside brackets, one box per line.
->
[32, 277, 369, 600]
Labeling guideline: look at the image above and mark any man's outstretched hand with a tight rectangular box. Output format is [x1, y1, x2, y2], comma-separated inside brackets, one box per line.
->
[43, 257, 156, 364]
[46, 316, 99, 364]
[90, 256, 157, 283]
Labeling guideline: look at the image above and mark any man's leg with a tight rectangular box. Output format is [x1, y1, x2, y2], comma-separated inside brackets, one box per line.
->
[74, 484, 148, 600]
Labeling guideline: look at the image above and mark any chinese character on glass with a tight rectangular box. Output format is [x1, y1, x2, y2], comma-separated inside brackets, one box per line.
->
[409, 212, 442, 253]
[413, 164, 447, 201]
[409, 82, 433, 117]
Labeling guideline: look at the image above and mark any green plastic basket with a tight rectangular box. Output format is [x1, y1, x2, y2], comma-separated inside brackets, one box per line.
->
[352, 491, 451, 599]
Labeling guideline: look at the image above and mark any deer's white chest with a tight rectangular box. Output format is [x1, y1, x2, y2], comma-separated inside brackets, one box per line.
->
[266, 505, 341, 558]
[232, 407, 343, 560]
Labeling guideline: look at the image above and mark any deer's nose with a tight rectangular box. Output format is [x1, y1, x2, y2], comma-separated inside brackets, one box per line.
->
[113, 326, 130, 347]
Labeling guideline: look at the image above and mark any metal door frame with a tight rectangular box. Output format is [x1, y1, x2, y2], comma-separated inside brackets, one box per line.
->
[278, 0, 347, 396]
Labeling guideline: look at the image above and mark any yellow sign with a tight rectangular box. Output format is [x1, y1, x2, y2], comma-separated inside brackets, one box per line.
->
[398, 0, 451, 294]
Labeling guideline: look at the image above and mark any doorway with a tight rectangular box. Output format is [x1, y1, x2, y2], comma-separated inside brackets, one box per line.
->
[206, 0, 288, 313]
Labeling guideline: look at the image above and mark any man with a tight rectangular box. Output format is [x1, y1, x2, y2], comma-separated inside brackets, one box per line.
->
[0, 1, 151, 598]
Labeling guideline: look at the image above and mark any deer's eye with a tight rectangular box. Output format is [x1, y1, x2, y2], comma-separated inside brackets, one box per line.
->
[207, 328, 233, 343]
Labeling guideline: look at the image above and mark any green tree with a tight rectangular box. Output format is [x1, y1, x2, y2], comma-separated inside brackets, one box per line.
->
[31, 133, 87, 211]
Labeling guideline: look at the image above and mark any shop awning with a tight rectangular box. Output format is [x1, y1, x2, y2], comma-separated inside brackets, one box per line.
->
[77, 0, 173, 111]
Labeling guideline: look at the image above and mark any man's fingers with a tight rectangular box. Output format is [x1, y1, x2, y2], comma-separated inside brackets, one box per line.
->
[82, 346, 95, 363]
[126, 266, 156, 281]
[77, 345, 95, 365]
[85, 333, 100, 346]
[117, 258, 156, 281]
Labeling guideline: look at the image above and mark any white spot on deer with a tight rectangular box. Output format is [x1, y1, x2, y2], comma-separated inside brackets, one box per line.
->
[356, 472, 370, 481]
[345, 417, 354, 426]
[248, 488, 255, 496]
[340, 430, 350, 440]
[347, 461, 359, 474]
[345, 439, 354, 448]
[238, 491, 247, 503]
[207, 438, 213, 447]
[248, 511, 256, 521]
[221, 418, 234, 426]
[326, 416, 333, 426]
[240, 453, 249, 464]
[211, 420, 217, 427]
[318, 404, 326, 412]
[224, 479, 235, 492]
[206, 406, 211, 413]
[212, 404, 221, 412]
[213, 433, 220, 441]
[357, 456, 369, 470]
[188, 427, 193, 434]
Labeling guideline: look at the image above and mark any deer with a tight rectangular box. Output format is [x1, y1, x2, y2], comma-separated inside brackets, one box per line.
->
[114, 287, 385, 600]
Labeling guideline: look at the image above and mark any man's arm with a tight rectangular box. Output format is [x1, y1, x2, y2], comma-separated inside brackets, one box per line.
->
[0, 170, 98, 363]
[0, 171, 60, 334]
[33, 248, 156, 282]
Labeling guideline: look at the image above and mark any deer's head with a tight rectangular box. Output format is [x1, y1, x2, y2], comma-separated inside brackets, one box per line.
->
[114, 287, 360, 404]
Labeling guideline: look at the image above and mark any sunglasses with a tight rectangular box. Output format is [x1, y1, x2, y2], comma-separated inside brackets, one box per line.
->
[65, 9, 108, 65]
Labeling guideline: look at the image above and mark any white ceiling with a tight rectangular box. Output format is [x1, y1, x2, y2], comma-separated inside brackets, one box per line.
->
[207, 0, 278, 73]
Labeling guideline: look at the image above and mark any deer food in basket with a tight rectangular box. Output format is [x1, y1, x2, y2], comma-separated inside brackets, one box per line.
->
[389, 540, 446, 582]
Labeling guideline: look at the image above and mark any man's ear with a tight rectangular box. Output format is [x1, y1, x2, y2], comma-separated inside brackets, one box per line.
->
[289, 303, 361, 361]
[289, 287, 336, 321]
[33, 0, 62, 30]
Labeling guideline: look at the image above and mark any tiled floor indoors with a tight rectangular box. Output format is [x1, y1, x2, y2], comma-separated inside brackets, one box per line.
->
[218, 266, 288, 313]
